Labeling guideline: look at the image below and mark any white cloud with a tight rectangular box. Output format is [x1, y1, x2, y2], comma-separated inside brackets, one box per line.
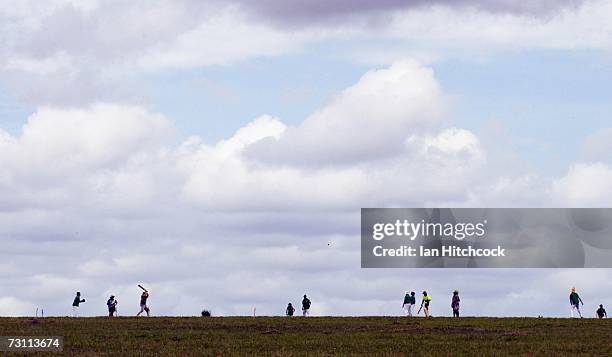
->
[3, 1, 612, 105]
[406, 127, 484, 164]
[552, 162, 612, 206]
[581, 127, 612, 164]
[1, 104, 172, 181]
[247, 60, 446, 165]
[0, 61, 489, 316]
[4, 51, 73, 74]
[0, 297, 37, 317]
[366, 0, 612, 62]
[0, 1, 307, 104]
[0, 103, 173, 211]
[134, 6, 302, 71]
[0, 60, 610, 317]
[180, 62, 487, 210]
[0, 59, 494, 220]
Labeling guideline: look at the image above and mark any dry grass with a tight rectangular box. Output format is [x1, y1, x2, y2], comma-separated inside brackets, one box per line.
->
[1, 316, 611, 356]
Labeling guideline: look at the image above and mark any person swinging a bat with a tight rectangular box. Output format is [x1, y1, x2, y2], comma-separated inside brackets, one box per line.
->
[136, 284, 151, 317]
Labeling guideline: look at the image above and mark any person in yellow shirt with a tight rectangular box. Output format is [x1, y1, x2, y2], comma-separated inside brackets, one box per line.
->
[419, 291, 432, 317]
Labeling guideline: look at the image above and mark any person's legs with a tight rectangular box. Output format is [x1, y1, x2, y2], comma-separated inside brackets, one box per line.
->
[144, 306, 150, 317]
[424, 306, 429, 317]
[407, 304, 413, 317]
[453, 309, 459, 317]
[570, 305, 575, 317]
[576, 305, 582, 318]
[72, 306, 78, 317]
[137, 304, 145, 316]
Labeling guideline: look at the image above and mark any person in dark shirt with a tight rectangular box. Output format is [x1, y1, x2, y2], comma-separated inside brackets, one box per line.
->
[107, 295, 118, 317]
[451, 290, 461, 317]
[286, 303, 295, 317]
[302, 295, 311, 316]
[72, 292, 85, 317]
[569, 287, 584, 318]
[402, 291, 416, 316]
[136, 285, 150, 317]
[596, 304, 607, 319]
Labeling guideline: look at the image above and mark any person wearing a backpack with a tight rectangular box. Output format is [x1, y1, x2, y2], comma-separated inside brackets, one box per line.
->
[302, 295, 311, 316]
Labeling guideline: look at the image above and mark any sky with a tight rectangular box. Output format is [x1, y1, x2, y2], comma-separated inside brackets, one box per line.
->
[1, 0, 612, 317]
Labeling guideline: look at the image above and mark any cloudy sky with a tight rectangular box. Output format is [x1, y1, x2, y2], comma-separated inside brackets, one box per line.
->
[1, 0, 612, 317]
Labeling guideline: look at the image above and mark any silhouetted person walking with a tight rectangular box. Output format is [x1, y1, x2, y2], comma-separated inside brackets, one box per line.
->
[286, 303, 295, 317]
[107, 295, 118, 317]
[302, 295, 311, 316]
[596, 304, 607, 319]
[451, 290, 460, 317]
[72, 292, 85, 317]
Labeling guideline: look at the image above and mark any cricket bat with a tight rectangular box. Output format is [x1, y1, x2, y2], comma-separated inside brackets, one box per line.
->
[138, 284, 147, 291]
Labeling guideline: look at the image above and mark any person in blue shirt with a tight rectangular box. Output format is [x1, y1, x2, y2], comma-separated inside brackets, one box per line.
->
[107, 295, 118, 317]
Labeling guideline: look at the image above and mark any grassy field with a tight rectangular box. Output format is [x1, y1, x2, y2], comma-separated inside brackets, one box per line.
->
[1, 316, 611, 356]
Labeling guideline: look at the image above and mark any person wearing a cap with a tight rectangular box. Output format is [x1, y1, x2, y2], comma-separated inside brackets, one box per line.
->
[420, 291, 432, 317]
[569, 287, 584, 318]
[106, 295, 118, 317]
[402, 291, 416, 317]
[451, 290, 460, 317]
